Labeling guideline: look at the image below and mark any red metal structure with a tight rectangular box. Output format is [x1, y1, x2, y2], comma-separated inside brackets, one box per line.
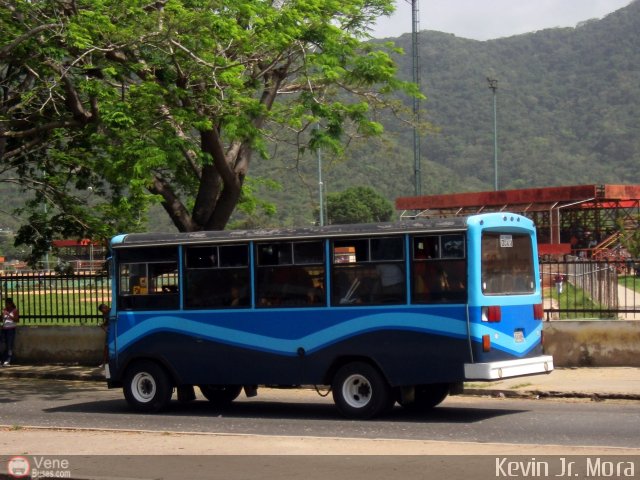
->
[52, 239, 107, 271]
[396, 185, 640, 258]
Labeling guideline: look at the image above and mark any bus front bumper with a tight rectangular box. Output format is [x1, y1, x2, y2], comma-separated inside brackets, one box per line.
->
[464, 355, 554, 380]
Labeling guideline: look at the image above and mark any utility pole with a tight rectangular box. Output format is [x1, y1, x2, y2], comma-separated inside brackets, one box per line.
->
[412, 0, 421, 196]
[487, 77, 498, 191]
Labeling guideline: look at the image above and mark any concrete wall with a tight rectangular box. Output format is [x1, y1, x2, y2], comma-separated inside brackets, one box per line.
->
[543, 321, 640, 367]
[13, 326, 104, 365]
[10, 321, 640, 367]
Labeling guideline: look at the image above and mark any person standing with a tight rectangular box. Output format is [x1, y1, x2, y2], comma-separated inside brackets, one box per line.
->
[98, 303, 110, 367]
[554, 273, 565, 295]
[1, 298, 19, 366]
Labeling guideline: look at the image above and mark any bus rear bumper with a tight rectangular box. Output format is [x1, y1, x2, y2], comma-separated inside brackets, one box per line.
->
[464, 355, 554, 380]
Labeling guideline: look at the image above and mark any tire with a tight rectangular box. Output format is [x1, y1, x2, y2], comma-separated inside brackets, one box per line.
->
[332, 362, 393, 419]
[198, 385, 243, 406]
[123, 360, 173, 412]
[400, 383, 449, 411]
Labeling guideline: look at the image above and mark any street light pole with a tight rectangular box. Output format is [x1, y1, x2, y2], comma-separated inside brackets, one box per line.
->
[487, 77, 498, 191]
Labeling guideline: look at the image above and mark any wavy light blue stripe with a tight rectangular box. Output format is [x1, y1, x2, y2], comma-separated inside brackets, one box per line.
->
[115, 312, 469, 356]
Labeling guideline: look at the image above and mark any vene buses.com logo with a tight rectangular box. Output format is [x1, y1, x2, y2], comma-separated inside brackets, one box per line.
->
[7, 456, 31, 478]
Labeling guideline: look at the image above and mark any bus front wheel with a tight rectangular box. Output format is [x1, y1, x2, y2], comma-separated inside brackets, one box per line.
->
[332, 362, 393, 419]
[198, 385, 243, 406]
[123, 360, 173, 412]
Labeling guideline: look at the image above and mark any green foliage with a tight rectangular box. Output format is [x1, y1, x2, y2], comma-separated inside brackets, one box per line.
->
[327, 186, 394, 224]
[0, 0, 414, 262]
[618, 275, 640, 293]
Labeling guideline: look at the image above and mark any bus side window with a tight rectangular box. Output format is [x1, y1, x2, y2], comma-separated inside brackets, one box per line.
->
[370, 237, 405, 304]
[256, 241, 325, 308]
[332, 239, 368, 305]
[184, 244, 250, 309]
[116, 246, 179, 311]
[331, 236, 405, 306]
[118, 262, 179, 310]
[412, 235, 467, 304]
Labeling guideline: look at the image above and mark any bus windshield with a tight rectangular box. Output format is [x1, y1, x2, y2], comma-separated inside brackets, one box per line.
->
[481, 232, 535, 295]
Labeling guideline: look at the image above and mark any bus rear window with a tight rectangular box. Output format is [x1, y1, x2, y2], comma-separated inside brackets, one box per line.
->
[481, 233, 535, 295]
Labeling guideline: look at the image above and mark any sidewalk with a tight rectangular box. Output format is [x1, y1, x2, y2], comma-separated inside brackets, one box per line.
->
[1, 364, 640, 400]
[463, 366, 640, 400]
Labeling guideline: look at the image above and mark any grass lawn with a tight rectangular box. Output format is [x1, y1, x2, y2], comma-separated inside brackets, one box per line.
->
[546, 283, 615, 319]
[9, 291, 107, 326]
[618, 275, 640, 293]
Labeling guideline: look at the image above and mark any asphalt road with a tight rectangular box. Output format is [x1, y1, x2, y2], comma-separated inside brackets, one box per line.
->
[1, 378, 640, 450]
[2, 378, 640, 479]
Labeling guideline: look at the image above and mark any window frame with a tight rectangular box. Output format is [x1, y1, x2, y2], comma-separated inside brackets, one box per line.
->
[411, 233, 468, 304]
[255, 240, 326, 308]
[481, 232, 535, 296]
[183, 243, 250, 309]
[330, 236, 406, 306]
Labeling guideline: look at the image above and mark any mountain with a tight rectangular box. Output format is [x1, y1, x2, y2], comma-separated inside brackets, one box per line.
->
[254, 0, 640, 225]
[382, 0, 640, 191]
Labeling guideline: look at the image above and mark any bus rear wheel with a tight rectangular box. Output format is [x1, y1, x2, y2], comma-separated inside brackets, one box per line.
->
[123, 360, 173, 413]
[198, 385, 243, 406]
[332, 362, 393, 419]
[400, 383, 449, 411]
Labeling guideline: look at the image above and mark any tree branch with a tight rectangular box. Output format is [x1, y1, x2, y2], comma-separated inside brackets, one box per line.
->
[0, 23, 62, 60]
[148, 174, 197, 231]
[159, 105, 201, 177]
[1, 119, 84, 139]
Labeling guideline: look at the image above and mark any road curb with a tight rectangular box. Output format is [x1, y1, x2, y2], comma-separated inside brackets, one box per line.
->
[0, 369, 104, 382]
[462, 388, 640, 401]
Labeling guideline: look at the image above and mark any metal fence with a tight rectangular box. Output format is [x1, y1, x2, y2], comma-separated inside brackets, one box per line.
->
[540, 256, 640, 320]
[1, 272, 110, 325]
[3, 258, 639, 325]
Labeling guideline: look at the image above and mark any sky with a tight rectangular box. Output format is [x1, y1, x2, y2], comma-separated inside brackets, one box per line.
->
[372, 0, 634, 40]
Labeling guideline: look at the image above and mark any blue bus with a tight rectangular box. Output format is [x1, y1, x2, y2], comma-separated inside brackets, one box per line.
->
[104, 212, 553, 418]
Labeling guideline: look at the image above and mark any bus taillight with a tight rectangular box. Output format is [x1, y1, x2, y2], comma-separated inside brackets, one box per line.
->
[482, 334, 491, 352]
[533, 303, 544, 320]
[481, 306, 501, 322]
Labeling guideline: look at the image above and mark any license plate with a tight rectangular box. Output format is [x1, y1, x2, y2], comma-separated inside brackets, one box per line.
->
[514, 330, 524, 343]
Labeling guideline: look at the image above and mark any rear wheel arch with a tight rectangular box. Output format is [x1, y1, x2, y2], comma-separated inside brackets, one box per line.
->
[324, 355, 390, 386]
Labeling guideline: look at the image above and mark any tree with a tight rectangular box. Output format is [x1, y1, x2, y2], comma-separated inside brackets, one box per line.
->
[327, 186, 394, 224]
[0, 0, 417, 262]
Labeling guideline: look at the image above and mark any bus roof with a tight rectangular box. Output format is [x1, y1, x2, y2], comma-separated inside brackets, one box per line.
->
[110, 212, 534, 248]
[110, 216, 475, 248]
